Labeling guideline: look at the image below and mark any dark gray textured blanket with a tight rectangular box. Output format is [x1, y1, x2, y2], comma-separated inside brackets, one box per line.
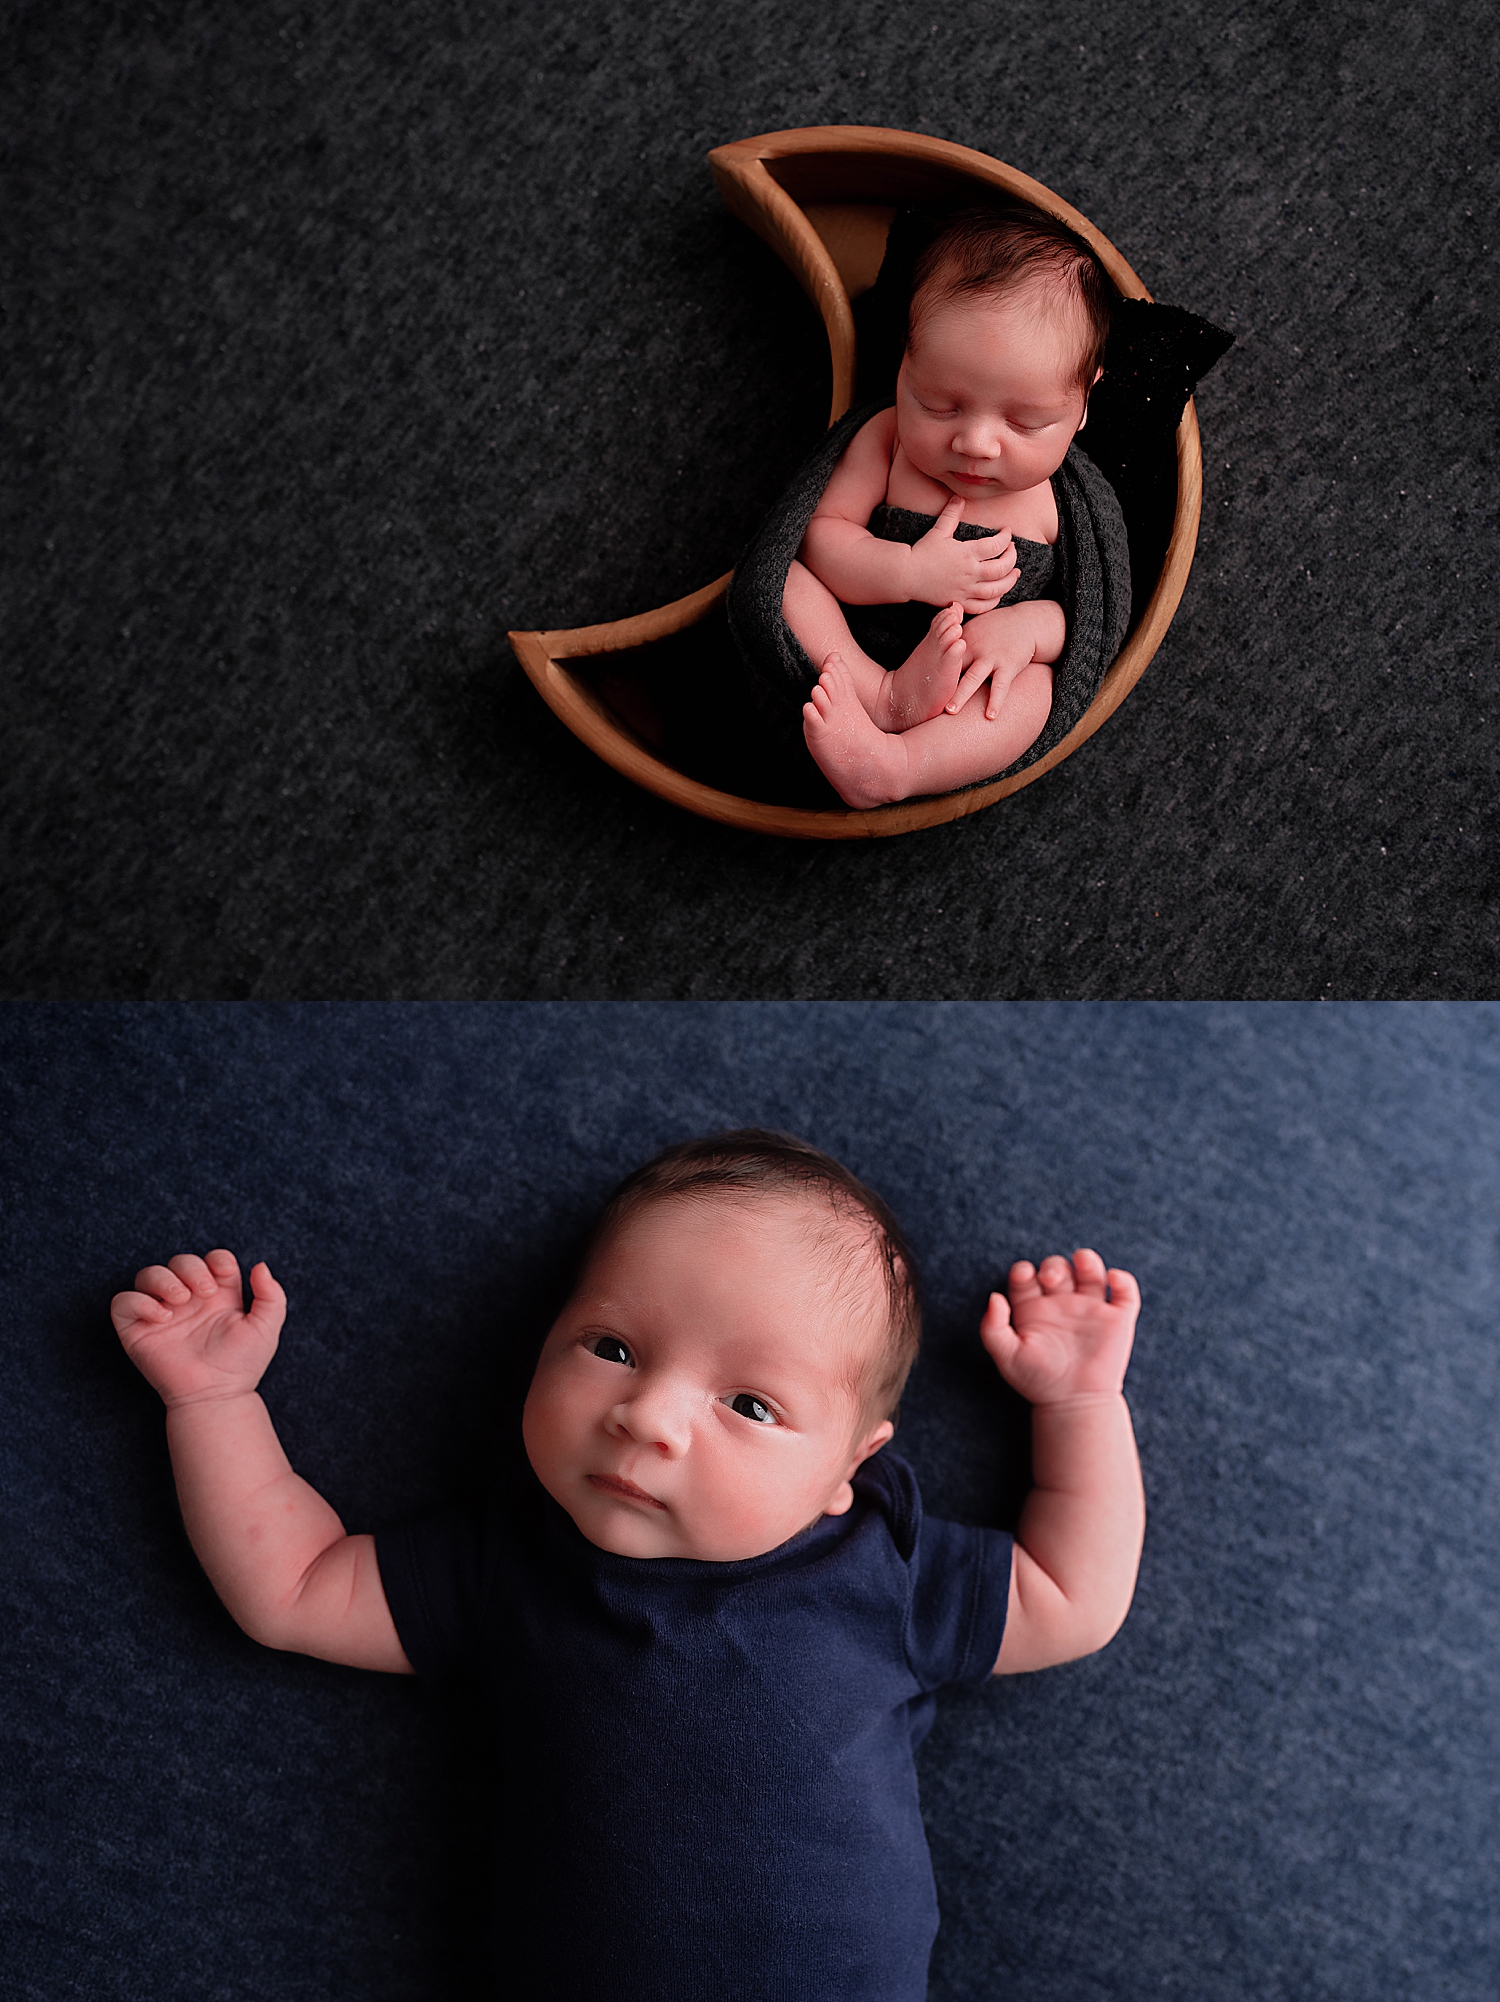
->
[726, 402, 1132, 788]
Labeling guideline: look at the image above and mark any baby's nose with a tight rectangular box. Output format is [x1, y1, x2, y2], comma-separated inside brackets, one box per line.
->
[615, 1379, 693, 1454]
[952, 419, 1003, 461]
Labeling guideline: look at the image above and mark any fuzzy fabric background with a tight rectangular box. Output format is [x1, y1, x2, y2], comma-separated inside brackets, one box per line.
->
[2, 1, 1496, 997]
[4, 1001, 1498, 2000]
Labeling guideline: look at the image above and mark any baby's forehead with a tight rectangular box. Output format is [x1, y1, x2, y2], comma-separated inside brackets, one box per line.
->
[651, 1181, 876, 1258]
[609, 1187, 890, 1338]
[908, 270, 1089, 370]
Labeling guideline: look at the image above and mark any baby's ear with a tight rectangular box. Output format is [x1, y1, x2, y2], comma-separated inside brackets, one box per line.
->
[856, 1418, 895, 1465]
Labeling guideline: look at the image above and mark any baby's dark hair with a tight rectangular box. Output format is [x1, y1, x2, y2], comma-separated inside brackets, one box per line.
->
[906, 199, 1119, 393]
[585, 1129, 922, 1423]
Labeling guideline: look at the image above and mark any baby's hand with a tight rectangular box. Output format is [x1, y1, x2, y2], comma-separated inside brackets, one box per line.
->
[943, 606, 1022, 720]
[980, 1250, 1139, 1406]
[111, 1250, 286, 1409]
[907, 495, 1017, 613]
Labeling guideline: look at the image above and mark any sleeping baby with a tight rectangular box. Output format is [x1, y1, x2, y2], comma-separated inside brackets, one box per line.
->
[788, 203, 1122, 805]
[111, 1129, 1145, 2001]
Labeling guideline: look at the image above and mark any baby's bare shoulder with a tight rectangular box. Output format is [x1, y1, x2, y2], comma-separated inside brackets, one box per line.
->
[815, 409, 898, 521]
[845, 406, 898, 467]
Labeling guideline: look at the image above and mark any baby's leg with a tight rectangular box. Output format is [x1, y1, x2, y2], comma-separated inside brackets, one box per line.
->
[804, 653, 1054, 808]
[783, 561, 965, 731]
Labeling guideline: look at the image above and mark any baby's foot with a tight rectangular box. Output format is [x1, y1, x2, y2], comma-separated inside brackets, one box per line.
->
[804, 653, 913, 807]
[883, 603, 967, 731]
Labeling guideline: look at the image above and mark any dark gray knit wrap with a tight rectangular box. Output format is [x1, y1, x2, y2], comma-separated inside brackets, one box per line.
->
[726, 402, 1133, 787]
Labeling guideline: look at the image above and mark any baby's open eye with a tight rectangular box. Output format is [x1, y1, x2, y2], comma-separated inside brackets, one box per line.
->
[589, 1336, 634, 1367]
[727, 1393, 778, 1425]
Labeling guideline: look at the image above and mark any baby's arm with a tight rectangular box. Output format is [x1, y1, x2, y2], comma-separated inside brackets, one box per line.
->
[984, 1250, 1145, 1674]
[111, 1250, 413, 1674]
[799, 410, 1016, 612]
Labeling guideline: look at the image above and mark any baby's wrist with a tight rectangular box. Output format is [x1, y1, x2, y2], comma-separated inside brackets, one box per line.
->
[1027, 1386, 1128, 1414]
[162, 1383, 263, 1414]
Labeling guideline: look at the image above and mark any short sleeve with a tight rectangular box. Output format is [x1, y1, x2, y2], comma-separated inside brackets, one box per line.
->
[373, 1498, 490, 1688]
[905, 1513, 1013, 1691]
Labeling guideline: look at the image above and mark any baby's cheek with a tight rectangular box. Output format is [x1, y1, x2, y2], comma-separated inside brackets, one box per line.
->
[521, 1375, 579, 1482]
[704, 1458, 824, 1555]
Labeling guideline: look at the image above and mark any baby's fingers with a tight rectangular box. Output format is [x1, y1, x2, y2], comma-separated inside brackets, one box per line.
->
[133, 1263, 193, 1306]
[945, 660, 994, 712]
[965, 552, 1014, 589]
[1006, 1259, 1042, 1303]
[922, 496, 968, 549]
[111, 1287, 176, 1334]
[1106, 1266, 1141, 1311]
[245, 1261, 287, 1340]
[1071, 1247, 1108, 1297]
[167, 1252, 222, 1298]
[979, 1291, 1026, 1380]
[1036, 1254, 1075, 1294]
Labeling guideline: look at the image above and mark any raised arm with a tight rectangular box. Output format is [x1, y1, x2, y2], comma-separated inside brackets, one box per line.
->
[112, 1250, 413, 1674]
[984, 1250, 1145, 1675]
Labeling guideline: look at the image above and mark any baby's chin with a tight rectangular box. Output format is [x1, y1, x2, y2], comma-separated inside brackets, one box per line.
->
[562, 1490, 833, 1564]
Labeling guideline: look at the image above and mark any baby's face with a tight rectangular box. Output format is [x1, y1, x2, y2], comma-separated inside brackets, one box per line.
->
[522, 1195, 895, 1562]
[896, 279, 1092, 504]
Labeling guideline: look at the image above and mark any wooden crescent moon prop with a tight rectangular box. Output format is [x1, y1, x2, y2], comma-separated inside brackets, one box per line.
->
[508, 125, 1204, 841]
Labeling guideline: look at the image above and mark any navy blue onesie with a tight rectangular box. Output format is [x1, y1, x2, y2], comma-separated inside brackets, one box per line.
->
[375, 1451, 1012, 2002]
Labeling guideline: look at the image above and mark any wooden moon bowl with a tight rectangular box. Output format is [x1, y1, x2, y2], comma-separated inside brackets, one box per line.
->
[508, 124, 1204, 841]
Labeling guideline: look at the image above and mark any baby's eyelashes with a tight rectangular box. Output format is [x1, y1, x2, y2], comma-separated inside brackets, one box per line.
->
[725, 1393, 778, 1425]
[589, 1335, 635, 1367]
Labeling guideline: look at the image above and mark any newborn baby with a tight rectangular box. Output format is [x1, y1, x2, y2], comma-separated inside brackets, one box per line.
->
[790, 204, 1117, 805]
[112, 1130, 1144, 2002]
